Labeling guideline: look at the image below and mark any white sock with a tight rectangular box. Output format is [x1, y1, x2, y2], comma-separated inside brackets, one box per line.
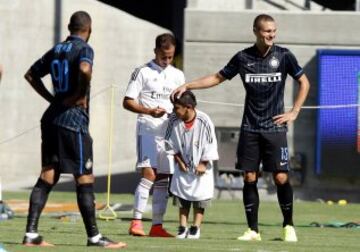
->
[89, 233, 102, 243]
[25, 232, 39, 239]
[152, 178, 169, 225]
[133, 178, 153, 220]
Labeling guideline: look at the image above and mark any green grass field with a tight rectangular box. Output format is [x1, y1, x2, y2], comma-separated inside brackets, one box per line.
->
[1, 191, 359, 252]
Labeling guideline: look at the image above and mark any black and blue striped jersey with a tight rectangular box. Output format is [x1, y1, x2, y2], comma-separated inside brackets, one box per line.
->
[31, 35, 94, 133]
[219, 44, 304, 133]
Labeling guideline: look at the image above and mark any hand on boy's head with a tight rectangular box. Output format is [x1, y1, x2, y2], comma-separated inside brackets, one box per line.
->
[171, 85, 187, 101]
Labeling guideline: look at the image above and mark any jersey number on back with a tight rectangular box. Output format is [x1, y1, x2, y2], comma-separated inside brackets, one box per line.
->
[50, 59, 69, 93]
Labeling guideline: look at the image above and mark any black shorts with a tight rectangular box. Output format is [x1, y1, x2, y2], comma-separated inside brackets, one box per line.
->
[235, 131, 289, 172]
[41, 124, 93, 175]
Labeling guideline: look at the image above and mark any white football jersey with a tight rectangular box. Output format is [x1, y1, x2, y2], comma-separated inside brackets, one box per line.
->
[125, 60, 185, 135]
[165, 110, 219, 201]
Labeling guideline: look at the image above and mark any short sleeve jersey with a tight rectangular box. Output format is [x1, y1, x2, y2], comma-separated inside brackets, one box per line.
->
[31, 35, 94, 133]
[164, 110, 219, 201]
[125, 60, 185, 136]
[219, 44, 304, 132]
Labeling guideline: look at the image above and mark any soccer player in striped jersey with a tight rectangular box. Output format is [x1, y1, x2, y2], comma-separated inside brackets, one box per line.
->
[123, 33, 185, 237]
[172, 14, 310, 242]
[165, 91, 218, 239]
[22, 11, 126, 249]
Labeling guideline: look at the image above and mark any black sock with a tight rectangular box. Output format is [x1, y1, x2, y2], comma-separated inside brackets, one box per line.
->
[26, 178, 53, 233]
[276, 182, 294, 227]
[243, 181, 259, 232]
[76, 183, 99, 238]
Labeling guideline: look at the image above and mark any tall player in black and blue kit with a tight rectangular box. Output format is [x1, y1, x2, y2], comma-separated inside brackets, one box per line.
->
[172, 14, 310, 242]
[22, 11, 126, 249]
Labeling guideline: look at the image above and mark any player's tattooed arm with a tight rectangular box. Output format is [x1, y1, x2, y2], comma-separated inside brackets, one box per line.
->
[174, 153, 188, 173]
[24, 69, 54, 103]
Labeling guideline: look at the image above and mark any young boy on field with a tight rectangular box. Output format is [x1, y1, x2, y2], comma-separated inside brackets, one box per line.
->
[164, 91, 219, 239]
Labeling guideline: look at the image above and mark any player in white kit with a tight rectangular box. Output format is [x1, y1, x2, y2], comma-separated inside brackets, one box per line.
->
[123, 33, 185, 237]
[165, 91, 219, 239]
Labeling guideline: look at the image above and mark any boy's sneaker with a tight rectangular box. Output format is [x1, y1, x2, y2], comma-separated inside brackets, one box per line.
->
[87, 236, 127, 249]
[176, 226, 188, 239]
[149, 224, 174, 237]
[22, 235, 54, 247]
[187, 226, 200, 239]
[129, 219, 146, 236]
[237, 228, 261, 241]
[283, 225, 298, 242]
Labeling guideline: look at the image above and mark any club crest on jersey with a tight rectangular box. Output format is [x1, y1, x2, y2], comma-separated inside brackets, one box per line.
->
[269, 56, 279, 69]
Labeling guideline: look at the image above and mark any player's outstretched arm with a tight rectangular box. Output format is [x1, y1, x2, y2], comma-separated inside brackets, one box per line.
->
[273, 74, 310, 125]
[171, 72, 225, 100]
[24, 69, 54, 103]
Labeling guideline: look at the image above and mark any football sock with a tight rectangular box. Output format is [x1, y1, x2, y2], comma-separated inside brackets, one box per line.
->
[276, 182, 294, 227]
[76, 183, 99, 238]
[152, 178, 169, 225]
[26, 178, 53, 233]
[243, 181, 259, 232]
[25, 232, 40, 239]
[89, 233, 102, 243]
[133, 178, 153, 220]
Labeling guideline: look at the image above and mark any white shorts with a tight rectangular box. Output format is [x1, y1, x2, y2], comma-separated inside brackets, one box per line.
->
[136, 134, 174, 174]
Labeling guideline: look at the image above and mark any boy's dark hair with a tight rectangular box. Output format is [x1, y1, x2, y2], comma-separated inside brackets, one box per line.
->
[68, 11, 92, 33]
[173, 90, 197, 108]
[155, 33, 176, 49]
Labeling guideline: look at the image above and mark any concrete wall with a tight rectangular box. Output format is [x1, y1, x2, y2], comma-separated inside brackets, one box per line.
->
[0, 0, 168, 190]
[183, 10, 360, 191]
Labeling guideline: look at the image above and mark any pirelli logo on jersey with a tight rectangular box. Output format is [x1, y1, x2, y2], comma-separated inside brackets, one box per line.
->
[245, 72, 282, 83]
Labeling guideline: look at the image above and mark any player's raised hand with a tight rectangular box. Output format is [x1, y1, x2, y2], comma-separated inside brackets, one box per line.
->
[273, 109, 299, 125]
[171, 85, 187, 101]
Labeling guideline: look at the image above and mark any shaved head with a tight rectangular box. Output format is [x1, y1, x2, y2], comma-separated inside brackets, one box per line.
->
[68, 11, 92, 33]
